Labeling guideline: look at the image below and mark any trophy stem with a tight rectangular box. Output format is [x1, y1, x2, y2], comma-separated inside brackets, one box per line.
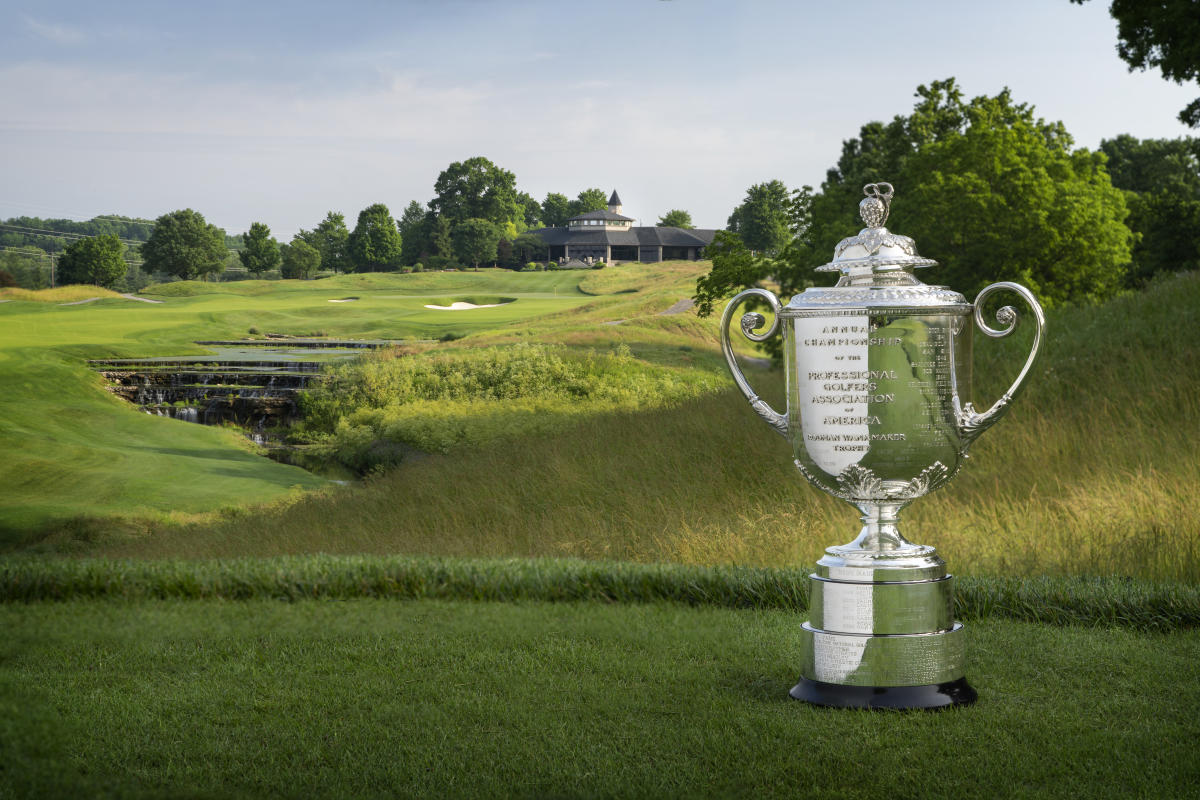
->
[847, 502, 915, 553]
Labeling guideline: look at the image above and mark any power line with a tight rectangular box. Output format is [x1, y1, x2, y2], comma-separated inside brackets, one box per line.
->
[0, 223, 146, 246]
[0, 201, 155, 227]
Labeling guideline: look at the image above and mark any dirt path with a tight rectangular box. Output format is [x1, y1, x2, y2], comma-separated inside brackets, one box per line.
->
[658, 298, 695, 315]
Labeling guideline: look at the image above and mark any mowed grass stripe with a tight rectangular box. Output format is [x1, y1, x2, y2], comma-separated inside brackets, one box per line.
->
[2, 599, 1197, 799]
[2, 555, 1197, 630]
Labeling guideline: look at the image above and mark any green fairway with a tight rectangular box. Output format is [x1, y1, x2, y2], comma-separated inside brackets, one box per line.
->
[2, 598, 1197, 799]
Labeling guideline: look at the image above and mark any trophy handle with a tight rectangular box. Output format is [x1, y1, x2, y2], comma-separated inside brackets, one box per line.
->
[720, 288, 788, 438]
[956, 281, 1045, 441]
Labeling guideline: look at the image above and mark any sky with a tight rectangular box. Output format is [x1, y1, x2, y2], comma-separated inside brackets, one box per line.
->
[1, 0, 1195, 238]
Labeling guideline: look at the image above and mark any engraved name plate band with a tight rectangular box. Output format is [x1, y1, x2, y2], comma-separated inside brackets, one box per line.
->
[720, 182, 1044, 709]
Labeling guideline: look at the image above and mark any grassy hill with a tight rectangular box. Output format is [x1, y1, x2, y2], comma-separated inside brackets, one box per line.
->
[2, 266, 1194, 582]
[0, 265, 716, 544]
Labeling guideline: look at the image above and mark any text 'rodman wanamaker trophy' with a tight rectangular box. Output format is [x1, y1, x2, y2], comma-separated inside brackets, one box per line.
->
[721, 182, 1044, 709]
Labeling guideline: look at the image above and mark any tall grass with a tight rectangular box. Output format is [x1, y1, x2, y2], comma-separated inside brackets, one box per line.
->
[76, 272, 1200, 583]
[295, 342, 727, 469]
[0, 285, 125, 302]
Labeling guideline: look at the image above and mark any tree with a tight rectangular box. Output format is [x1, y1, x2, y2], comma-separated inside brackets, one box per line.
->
[300, 212, 350, 273]
[657, 209, 694, 228]
[541, 192, 571, 227]
[728, 180, 792, 255]
[429, 215, 453, 260]
[347, 203, 402, 272]
[397, 201, 427, 266]
[451, 218, 500, 269]
[431, 157, 522, 228]
[510, 232, 547, 265]
[1072, 0, 1200, 127]
[142, 209, 228, 280]
[56, 234, 127, 288]
[281, 238, 320, 279]
[567, 188, 608, 218]
[239, 222, 281, 275]
[517, 191, 542, 228]
[0, 246, 51, 289]
[1100, 134, 1200, 284]
[696, 79, 1133, 331]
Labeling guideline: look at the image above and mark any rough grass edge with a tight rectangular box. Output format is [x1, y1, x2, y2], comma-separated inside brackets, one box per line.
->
[1, 555, 1196, 631]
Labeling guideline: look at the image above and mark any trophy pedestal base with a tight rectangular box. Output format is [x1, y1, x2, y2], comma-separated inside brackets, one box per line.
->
[790, 677, 977, 710]
[796, 549, 975, 708]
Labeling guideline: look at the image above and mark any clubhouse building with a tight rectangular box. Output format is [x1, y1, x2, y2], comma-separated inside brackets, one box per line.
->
[530, 191, 717, 264]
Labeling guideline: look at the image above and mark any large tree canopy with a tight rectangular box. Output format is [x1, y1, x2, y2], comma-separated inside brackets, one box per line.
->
[657, 209, 694, 228]
[727, 181, 792, 255]
[57, 234, 127, 288]
[451, 218, 500, 269]
[567, 188, 608, 218]
[696, 79, 1133, 323]
[1072, 0, 1200, 127]
[142, 209, 227, 280]
[431, 157, 522, 228]
[281, 238, 320, 279]
[1101, 134, 1200, 284]
[541, 193, 571, 227]
[348, 203, 402, 272]
[397, 201, 427, 266]
[299, 212, 350, 274]
[239, 222, 280, 275]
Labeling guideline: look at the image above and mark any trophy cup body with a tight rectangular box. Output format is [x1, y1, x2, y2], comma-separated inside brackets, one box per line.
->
[721, 183, 1044, 709]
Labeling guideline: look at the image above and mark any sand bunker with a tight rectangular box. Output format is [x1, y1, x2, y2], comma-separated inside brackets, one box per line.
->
[328, 298, 359, 303]
[424, 301, 506, 310]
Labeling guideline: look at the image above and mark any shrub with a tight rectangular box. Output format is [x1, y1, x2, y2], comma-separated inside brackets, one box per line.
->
[295, 343, 726, 470]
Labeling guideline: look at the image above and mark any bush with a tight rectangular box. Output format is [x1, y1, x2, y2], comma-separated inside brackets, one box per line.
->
[424, 255, 458, 271]
[295, 343, 726, 470]
[592, 261, 607, 269]
[413, 263, 424, 273]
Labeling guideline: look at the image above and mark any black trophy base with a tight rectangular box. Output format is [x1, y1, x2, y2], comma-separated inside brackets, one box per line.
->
[790, 677, 977, 710]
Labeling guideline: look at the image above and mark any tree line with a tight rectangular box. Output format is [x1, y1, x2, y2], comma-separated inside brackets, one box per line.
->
[697, 78, 1200, 336]
[0, 157, 700, 290]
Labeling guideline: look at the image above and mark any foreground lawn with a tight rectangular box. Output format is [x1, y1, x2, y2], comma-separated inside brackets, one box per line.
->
[2, 598, 1197, 799]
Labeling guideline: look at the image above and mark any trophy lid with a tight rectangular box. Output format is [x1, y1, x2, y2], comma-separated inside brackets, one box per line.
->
[783, 181, 968, 312]
[813, 182, 938, 276]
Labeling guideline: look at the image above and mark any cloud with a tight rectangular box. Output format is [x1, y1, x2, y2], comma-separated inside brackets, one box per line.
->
[22, 16, 85, 45]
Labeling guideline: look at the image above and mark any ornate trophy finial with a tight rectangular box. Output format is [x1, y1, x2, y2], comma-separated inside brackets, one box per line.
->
[859, 182, 894, 228]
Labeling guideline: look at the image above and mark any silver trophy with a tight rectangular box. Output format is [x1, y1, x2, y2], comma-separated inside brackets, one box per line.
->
[721, 182, 1044, 709]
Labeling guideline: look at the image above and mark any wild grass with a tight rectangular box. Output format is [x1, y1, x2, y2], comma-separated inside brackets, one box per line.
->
[0, 284, 125, 303]
[3, 599, 1198, 799]
[295, 342, 727, 468]
[61, 270, 1200, 583]
[3, 265, 1198, 584]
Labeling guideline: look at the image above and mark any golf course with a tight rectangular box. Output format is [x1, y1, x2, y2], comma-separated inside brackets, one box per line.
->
[2, 263, 1198, 797]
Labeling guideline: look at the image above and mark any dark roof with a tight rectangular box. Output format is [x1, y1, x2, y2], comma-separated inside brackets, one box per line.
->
[528, 226, 717, 247]
[567, 209, 635, 223]
[608, 189, 622, 206]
